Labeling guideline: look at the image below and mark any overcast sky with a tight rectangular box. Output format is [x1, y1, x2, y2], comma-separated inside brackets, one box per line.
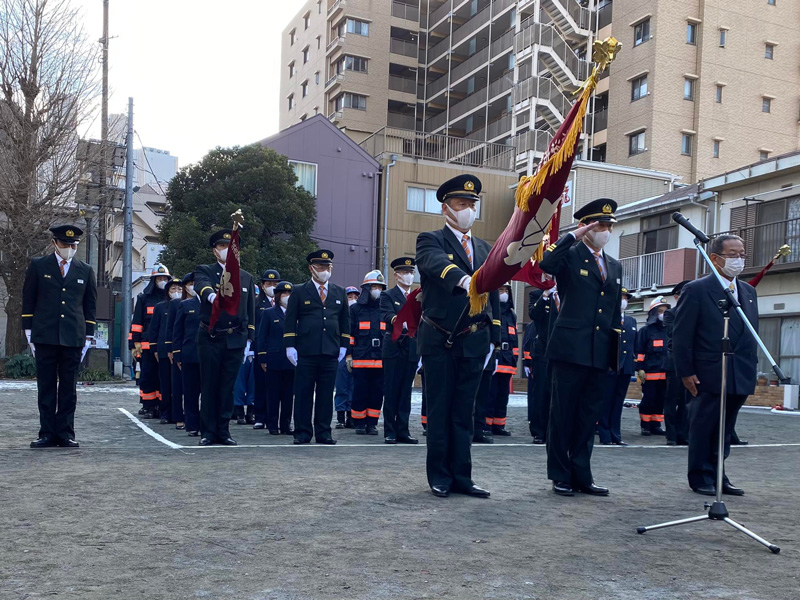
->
[73, 0, 308, 168]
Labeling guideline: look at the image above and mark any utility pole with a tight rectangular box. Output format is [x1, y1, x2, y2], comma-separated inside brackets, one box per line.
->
[122, 97, 134, 378]
[97, 0, 110, 286]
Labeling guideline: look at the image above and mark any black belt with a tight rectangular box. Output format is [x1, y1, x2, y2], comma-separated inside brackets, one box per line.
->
[421, 314, 489, 340]
[200, 322, 243, 338]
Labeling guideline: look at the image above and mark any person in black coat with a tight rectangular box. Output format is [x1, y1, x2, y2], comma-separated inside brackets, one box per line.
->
[165, 275, 190, 430]
[663, 280, 690, 446]
[149, 277, 184, 424]
[528, 283, 558, 444]
[539, 198, 622, 497]
[284, 250, 350, 445]
[597, 288, 636, 445]
[172, 276, 202, 436]
[23, 225, 97, 448]
[252, 269, 280, 429]
[487, 283, 518, 436]
[381, 257, 420, 444]
[673, 234, 757, 496]
[256, 281, 295, 434]
[635, 296, 670, 435]
[415, 174, 500, 499]
[194, 228, 256, 446]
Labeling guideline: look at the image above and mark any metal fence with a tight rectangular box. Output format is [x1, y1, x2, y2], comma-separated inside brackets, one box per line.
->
[390, 37, 418, 58]
[391, 1, 419, 21]
[619, 251, 666, 290]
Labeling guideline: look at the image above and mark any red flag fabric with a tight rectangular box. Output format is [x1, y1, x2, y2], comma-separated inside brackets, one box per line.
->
[512, 203, 562, 290]
[392, 288, 422, 341]
[467, 69, 600, 315]
[209, 227, 242, 329]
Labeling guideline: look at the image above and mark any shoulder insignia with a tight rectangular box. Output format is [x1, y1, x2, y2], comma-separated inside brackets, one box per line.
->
[394, 301, 401, 305]
[547, 243, 557, 252]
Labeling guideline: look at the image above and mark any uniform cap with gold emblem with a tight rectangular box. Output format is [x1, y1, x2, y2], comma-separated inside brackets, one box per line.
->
[390, 256, 416, 272]
[260, 269, 281, 282]
[50, 224, 84, 243]
[436, 174, 482, 203]
[209, 228, 234, 247]
[150, 264, 171, 278]
[362, 269, 387, 289]
[573, 198, 617, 224]
[274, 281, 293, 296]
[306, 249, 334, 265]
[621, 287, 633, 299]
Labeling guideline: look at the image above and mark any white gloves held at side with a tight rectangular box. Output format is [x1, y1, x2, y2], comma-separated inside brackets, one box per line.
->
[286, 347, 298, 366]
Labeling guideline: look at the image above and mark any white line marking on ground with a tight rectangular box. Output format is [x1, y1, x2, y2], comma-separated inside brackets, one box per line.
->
[118, 408, 183, 449]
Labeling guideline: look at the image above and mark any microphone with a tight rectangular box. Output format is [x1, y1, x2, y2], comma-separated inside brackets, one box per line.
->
[672, 212, 709, 243]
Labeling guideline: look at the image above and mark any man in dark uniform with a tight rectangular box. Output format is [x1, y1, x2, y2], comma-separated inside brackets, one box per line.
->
[194, 228, 256, 446]
[149, 276, 184, 424]
[539, 198, 622, 497]
[253, 269, 280, 429]
[598, 288, 636, 445]
[381, 257, 420, 445]
[23, 225, 97, 448]
[416, 174, 500, 499]
[257, 281, 295, 434]
[284, 250, 350, 445]
[674, 234, 756, 496]
[528, 282, 558, 444]
[663, 280, 690, 446]
[172, 273, 202, 436]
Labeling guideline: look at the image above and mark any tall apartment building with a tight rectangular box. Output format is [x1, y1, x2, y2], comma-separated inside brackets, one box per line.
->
[281, 0, 800, 185]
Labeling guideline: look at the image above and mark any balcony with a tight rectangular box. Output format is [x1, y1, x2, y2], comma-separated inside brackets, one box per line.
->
[513, 129, 554, 158]
[359, 126, 515, 171]
[326, 35, 345, 55]
[425, 76, 512, 134]
[327, 0, 345, 17]
[390, 37, 418, 58]
[328, 110, 343, 123]
[515, 76, 571, 131]
[427, 0, 516, 65]
[388, 75, 417, 95]
[620, 248, 698, 291]
[392, 1, 419, 22]
[715, 218, 800, 275]
[590, 107, 608, 132]
[325, 72, 344, 90]
[387, 112, 416, 129]
[515, 19, 588, 91]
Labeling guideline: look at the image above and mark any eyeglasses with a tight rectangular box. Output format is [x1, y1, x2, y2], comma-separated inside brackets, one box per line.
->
[718, 253, 747, 259]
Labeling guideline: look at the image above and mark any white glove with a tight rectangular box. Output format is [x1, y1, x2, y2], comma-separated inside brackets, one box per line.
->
[81, 338, 94, 362]
[402, 322, 408, 330]
[459, 276, 472, 291]
[25, 329, 35, 357]
[243, 340, 254, 364]
[417, 358, 423, 373]
[492, 359, 499, 375]
[286, 347, 298, 366]
[207, 292, 217, 304]
[483, 343, 495, 370]
[524, 366, 531, 378]
[338, 347, 347, 362]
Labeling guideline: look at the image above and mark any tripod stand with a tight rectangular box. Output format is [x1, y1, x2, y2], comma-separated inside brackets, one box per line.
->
[637, 218, 786, 554]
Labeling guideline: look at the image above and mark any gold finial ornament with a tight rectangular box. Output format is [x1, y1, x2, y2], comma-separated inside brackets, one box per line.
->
[777, 244, 792, 258]
[231, 208, 245, 231]
[592, 37, 622, 72]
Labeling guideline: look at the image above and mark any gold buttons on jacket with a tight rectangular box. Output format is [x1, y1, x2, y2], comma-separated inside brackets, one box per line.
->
[598, 309, 602, 313]
[600, 291, 604, 296]
[61, 314, 65, 318]
[596, 326, 600, 331]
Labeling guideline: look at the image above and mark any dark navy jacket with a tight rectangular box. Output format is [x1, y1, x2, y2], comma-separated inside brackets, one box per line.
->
[496, 302, 518, 372]
[149, 299, 172, 359]
[635, 319, 669, 374]
[530, 291, 558, 359]
[349, 292, 385, 367]
[381, 285, 418, 362]
[254, 295, 273, 353]
[257, 305, 294, 370]
[284, 280, 350, 357]
[522, 322, 536, 371]
[673, 274, 758, 396]
[172, 297, 201, 364]
[619, 314, 637, 376]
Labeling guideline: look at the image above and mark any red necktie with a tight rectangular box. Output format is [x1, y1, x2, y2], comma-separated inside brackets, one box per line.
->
[593, 252, 606, 281]
[59, 259, 66, 277]
[319, 285, 326, 304]
[461, 234, 472, 267]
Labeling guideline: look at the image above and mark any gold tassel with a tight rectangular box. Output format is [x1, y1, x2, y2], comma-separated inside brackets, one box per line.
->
[467, 270, 489, 317]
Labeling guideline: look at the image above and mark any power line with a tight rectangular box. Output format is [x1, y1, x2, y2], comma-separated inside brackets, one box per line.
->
[133, 130, 167, 196]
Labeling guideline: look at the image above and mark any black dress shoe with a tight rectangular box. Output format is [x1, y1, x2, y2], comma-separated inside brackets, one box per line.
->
[397, 436, 419, 444]
[651, 428, 666, 436]
[531, 436, 545, 445]
[385, 437, 397, 444]
[473, 433, 494, 444]
[459, 485, 490, 498]
[199, 438, 214, 446]
[600, 441, 612, 445]
[281, 429, 294, 435]
[692, 485, 716, 496]
[316, 438, 337, 445]
[431, 485, 450, 498]
[355, 427, 366, 435]
[492, 428, 511, 437]
[137, 407, 147, 415]
[640, 429, 651, 437]
[236, 417, 246, 425]
[219, 437, 238, 446]
[723, 483, 745, 496]
[335, 422, 345, 429]
[253, 422, 266, 429]
[552, 481, 574, 496]
[365, 425, 379, 435]
[30, 437, 57, 448]
[577, 483, 609, 496]
[246, 413, 256, 425]
[612, 440, 629, 446]
[293, 438, 310, 445]
[731, 438, 749, 446]
[57, 438, 80, 448]
[187, 431, 199, 437]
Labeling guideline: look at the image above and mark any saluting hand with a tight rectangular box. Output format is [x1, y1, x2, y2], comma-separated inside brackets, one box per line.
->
[682, 375, 700, 397]
[572, 220, 599, 241]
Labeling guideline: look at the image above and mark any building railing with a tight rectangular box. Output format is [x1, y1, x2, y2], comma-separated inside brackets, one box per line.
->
[388, 75, 417, 94]
[620, 251, 666, 291]
[325, 73, 344, 89]
[359, 126, 515, 171]
[387, 112, 416, 129]
[598, 0, 613, 29]
[513, 129, 553, 155]
[424, 75, 512, 133]
[515, 19, 588, 84]
[514, 75, 571, 120]
[327, 0, 345, 16]
[390, 37, 418, 58]
[326, 35, 345, 53]
[591, 107, 608, 131]
[541, 0, 595, 33]
[429, 0, 464, 30]
[427, 0, 515, 64]
[715, 218, 800, 271]
[392, 1, 419, 21]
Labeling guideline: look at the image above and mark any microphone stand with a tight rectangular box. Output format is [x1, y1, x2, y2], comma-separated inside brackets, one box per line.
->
[637, 221, 783, 554]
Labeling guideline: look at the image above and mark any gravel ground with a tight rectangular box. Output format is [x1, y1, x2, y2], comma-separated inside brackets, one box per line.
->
[1, 382, 798, 600]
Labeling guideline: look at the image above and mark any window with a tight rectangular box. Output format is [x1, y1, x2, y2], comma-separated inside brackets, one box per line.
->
[407, 186, 481, 218]
[633, 19, 650, 47]
[288, 62, 295, 78]
[301, 80, 308, 97]
[304, 12, 310, 30]
[686, 22, 697, 45]
[289, 29, 296, 46]
[767, 0, 776, 4]
[288, 94, 294, 110]
[468, 37, 477, 56]
[338, 55, 368, 73]
[716, 85, 723, 103]
[467, 76, 475, 94]
[303, 46, 310, 63]
[681, 133, 693, 156]
[641, 212, 678, 254]
[765, 43, 775, 59]
[762, 97, 772, 113]
[334, 92, 367, 111]
[719, 29, 727, 47]
[629, 131, 646, 156]
[315, 71, 320, 85]
[631, 74, 648, 101]
[318, 1, 322, 13]
[465, 115, 474, 134]
[346, 18, 369, 36]
[760, 150, 770, 161]
[289, 160, 317, 196]
[317, 35, 321, 49]
[684, 78, 695, 101]
[713, 140, 721, 158]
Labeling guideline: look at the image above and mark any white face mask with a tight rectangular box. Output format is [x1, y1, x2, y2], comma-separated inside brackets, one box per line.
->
[370, 289, 381, 300]
[397, 273, 414, 287]
[264, 285, 275, 297]
[718, 256, 745, 278]
[54, 243, 76, 261]
[586, 229, 611, 249]
[312, 268, 331, 283]
[499, 292, 509, 303]
[348, 298, 357, 306]
[169, 291, 182, 300]
[215, 247, 228, 263]
[657, 312, 664, 322]
[620, 299, 628, 312]
[186, 285, 195, 297]
[280, 295, 289, 308]
[445, 204, 476, 231]
[156, 279, 167, 289]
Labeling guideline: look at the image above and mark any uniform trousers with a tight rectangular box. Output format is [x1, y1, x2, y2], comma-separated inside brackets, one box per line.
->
[687, 392, 747, 489]
[473, 369, 493, 432]
[488, 372, 513, 430]
[422, 352, 483, 491]
[234, 359, 255, 407]
[267, 369, 294, 432]
[157, 356, 172, 420]
[34, 343, 81, 441]
[138, 349, 160, 410]
[547, 360, 606, 487]
[640, 379, 666, 431]
[382, 356, 416, 439]
[181, 362, 201, 433]
[171, 360, 184, 423]
[420, 370, 428, 429]
[197, 329, 244, 441]
[293, 354, 337, 443]
[333, 358, 353, 412]
[597, 371, 630, 444]
[664, 373, 689, 444]
[253, 362, 268, 423]
[351, 368, 384, 426]
[528, 357, 550, 440]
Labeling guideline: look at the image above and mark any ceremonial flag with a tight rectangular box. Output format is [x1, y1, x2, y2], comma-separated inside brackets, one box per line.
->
[512, 203, 561, 290]
[748, 244, 791, 287]
[209, 215, 244, 329]
[392, 288, 423, 340]
[467, 38, 621, 315]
